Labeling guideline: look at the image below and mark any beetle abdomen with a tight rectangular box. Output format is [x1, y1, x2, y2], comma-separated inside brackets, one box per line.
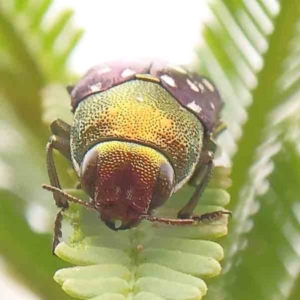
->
[71, 80, 203, 190]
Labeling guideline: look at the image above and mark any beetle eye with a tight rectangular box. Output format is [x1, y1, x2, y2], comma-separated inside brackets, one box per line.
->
[80, 147, 99, 198]
[150, 161, 175, 211]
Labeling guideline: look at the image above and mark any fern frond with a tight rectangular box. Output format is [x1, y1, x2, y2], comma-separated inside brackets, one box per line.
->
[194, 1, 300, 299]
[53, 170, 231, 300]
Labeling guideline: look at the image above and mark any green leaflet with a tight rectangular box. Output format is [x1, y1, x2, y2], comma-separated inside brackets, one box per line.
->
[53, 170, 230, 300]
[194, 1, 300, 299]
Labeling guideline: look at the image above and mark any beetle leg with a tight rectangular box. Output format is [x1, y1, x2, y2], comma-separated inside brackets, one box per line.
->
[43, 184, 94, 253]
[49, 119, 71, 159]
[46, 135, 71, 206]
[177, 160, 213, 219]
[213, 120, 227, 138]
[46, 119, 71, 204]
[46, 136, 70, 252]
[52, 209, 64, 253]
[51, 118, 71, 136]
[43, 184, 93, 253]
[177, 134, 216, 219]
[45, 119, 72, 252]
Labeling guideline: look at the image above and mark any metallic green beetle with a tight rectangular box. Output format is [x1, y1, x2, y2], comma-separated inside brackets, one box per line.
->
[43, 60, 228, 252]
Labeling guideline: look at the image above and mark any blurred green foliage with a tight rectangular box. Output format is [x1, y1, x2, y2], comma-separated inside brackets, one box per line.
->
[0, 0, 300, 299]
[196, 1, 300, 299]
[0, 1, 83, 299]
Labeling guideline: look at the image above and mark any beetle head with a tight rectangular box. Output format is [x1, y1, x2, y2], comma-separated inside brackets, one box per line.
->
[80, 141, 175, 230]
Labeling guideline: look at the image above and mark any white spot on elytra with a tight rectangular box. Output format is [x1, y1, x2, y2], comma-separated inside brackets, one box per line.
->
[121, 68, 136, 78]
[186, 79, 199, 92]
[198, 82, 205, 92]
[136, 96, 143, 102]
[187, 101, 202, 113]
[202, 78, 215, 91]
[210, 102, 215, 110]
[97, 67, 111, 74]
[169, 65, 187, 74]
[89, 82, 102, 92]
[161, 74, 177, 87]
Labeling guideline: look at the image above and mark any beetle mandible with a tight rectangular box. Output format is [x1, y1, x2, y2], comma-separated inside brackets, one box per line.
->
[42, 60, 229, 252]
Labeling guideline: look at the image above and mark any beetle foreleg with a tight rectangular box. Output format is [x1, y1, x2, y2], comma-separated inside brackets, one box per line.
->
[51, 118, 71, 138]
[213, 120, 227, 138]
[177, 160, 213, 219]
[178, 133, 217, 219]
[45, 119, 72, 253]
[52, 209, 64, 254]
[46, 135, 71, 207]
[46, 119, 71, 204]
[49, 119, 71, 160]
[43, 184, 93, 253]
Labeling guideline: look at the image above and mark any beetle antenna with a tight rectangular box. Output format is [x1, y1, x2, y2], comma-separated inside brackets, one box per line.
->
[191, 210, 232, 221]
[42, 184, 93, 209]
[140, 215, 195, 225]
[141, 210, 231, 225]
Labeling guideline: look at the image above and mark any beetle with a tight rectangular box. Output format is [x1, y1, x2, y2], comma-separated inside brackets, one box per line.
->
[42, 60, 229, 253]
